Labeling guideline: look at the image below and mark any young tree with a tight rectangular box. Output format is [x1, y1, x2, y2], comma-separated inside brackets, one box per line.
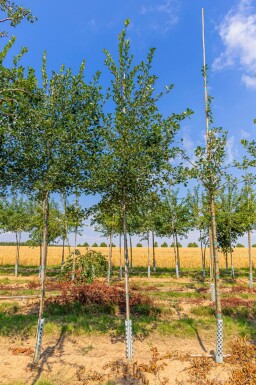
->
[8, 55, 104, 363]
[0, 195, 30, 275]
[98, 20, 190, 359]
[237, 175, 256, 288]
[157, 189, 192, 278]
[187, 187, 209, 278]
[215, 182, 245, 278]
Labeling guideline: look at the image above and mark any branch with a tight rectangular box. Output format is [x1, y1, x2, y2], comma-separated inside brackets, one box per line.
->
[0, 18, 12, 23]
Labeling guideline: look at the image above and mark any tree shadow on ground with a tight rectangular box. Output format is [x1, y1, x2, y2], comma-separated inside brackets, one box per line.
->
[29, 327, 67, 385]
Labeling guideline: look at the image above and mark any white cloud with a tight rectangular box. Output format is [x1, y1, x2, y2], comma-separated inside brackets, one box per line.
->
[241, 74, 256, 88]
[240, 128, 251, 139]
[140, 1, 179, 32]
[225, 135, 236, 164]
[213, 0, 256, 88]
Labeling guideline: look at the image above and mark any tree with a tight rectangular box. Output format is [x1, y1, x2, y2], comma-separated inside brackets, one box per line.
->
[9, 56, 104, 363]
[28, 198, 65, 257]
[237, 175, 256, 288]
[97, 20, 190, 359]
[161, 242, 168, 247]
[100, 242, 107, 247]
[0, 195, 30, 275]
[215, 181, 245, 277]
[156, 189, 192, 277]
[0, 0, 36, 37]
[187, 187, 209, 278]
[170, 242, 182, 247]
[187, 242, 198, 247]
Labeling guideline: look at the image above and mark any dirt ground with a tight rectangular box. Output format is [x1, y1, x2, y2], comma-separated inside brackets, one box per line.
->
[0, 332, 233, 385]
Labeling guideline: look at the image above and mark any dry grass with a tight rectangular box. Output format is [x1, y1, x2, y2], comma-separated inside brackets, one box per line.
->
[0, 245, 254, 269]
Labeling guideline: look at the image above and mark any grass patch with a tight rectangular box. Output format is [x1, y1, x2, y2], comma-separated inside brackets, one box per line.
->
[0, 302, 20, 314]
[0, 313, 37, 336]
[191, 306, 215, 317]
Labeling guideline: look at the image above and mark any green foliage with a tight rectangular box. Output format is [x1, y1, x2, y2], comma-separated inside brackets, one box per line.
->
[0, 195, 30, 236]
[136, 243, 142, 247]
[215, 181, 246, 255]
[27, 198, 64, 245]
[161, 242, 168, 247]
[154, 242, 158, 247]
[236, 243, 245, 248]
[0, 0, 37, 38]
[170, 242, 182, 247]
[252, 244, 256, 247]
[78, 242, 89, 247]
[100, 242, 107, 247]
[97, 21, 191, 212]
[187, 242, 198, 247]
[62, 250, 108, 283]
[92, 242, 98, 247]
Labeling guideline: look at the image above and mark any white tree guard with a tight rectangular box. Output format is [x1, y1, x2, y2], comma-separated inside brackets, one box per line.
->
[210, 282, 215, 303]
[216, 318, 223, 363]
[249, 273, 253, 288]
[125, 319, 133, 359]
[34, 318, 45, 363]
[175, 264, 179, 279]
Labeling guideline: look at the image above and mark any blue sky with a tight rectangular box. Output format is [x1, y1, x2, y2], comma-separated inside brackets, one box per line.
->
[1, 0, 256, 246]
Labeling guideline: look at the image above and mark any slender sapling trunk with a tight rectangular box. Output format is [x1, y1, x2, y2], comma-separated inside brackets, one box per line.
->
[34, 190, 49, 363]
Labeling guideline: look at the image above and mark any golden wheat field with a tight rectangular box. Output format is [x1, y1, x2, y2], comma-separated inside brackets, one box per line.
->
[0, 245, 254, 269]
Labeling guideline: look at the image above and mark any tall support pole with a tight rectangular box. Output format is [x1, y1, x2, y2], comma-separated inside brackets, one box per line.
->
[121, 73, 133, 359]
[123, 191, 133, 359]
[202, 8, 223, 363]
[34, 190, 49, 363]
[202, 8, 215, 300]
[210, 192, 223, 363]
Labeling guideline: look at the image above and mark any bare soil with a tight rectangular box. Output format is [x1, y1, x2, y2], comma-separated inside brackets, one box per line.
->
[0, 332, 233, 385]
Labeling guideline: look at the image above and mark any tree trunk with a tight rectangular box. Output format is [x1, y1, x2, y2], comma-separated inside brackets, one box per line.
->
[123, 192, 132, 359]
[119, 233, 122, 279]
[72, 226, 77, 281]
[107, 228, 113, 284]
[34, 190, 49, 363]
[248, 228, 253, 288]
[39, 243, 42, 278]
[210, 191, 223, 364]
[152, 231, 156, 272]
[147, 230, 150, 278]
[62, 192, 70, 254]
[230, 230, 234, 279]
[225, 251, 228, 271]
[71, 196, 79, 281]
[173, 233, 179, 278]
[200, 229, 206, 279]
[61, 237, 65, 269]
[175, 232, 181, 272]
[15, 232, 20, 277]
[129, 234, 133, 272]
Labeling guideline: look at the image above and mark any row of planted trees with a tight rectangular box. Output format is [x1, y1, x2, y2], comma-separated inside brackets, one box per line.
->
[1, 12, 256, 364]
[1, 179, 255, 279]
